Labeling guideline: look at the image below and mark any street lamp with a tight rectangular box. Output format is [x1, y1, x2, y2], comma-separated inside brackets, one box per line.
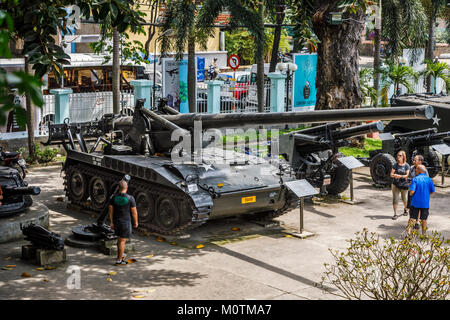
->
[277, 62, 298, 111]
[153, 28, 174, 109]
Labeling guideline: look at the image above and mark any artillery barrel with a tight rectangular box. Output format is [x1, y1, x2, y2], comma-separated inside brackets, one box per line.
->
[332, 121, 384, 141]
[160, 106, 434, 129]
[295, 122, 346, 136]
[293, 133, 324, 145]
[407, 130, 450, 143]
[394, 128, 438, 138]
[2, 186, 41, 197]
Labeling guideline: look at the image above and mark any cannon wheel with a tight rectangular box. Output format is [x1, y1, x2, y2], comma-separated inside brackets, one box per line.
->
[155, 197, 181, 232]
[370, 153, 396, 186]
[67, 169, 88, 202]
[88, 176, 109, 210]
[326, 154, 351, 195]
[412, 149, 440, 178]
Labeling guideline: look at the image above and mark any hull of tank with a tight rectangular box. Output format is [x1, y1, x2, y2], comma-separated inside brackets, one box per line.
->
[388, 94, 450, 133]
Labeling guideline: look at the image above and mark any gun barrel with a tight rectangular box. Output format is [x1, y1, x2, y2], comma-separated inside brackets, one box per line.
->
[293, 133, 324, 145]
[296, 122, 346, 135]
[161, 106, 433, 129]
[2, 186, 41, 196]
[333, 121, 384, 140]
[394, 128, 438, 138]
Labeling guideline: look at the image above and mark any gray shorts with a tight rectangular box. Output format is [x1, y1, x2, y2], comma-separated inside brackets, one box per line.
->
[114, 221, 132, 239]
[392, 184, 408, 205]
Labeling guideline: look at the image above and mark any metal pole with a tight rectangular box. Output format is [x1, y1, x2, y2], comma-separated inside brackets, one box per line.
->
[299, 197, 304, 233]
[350, 170, 354, 202]
[153, 39, 157, 110]
[442, 156, 445, 186]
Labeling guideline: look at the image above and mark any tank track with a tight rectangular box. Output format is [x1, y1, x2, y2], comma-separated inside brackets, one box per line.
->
[64, 163, 205, 235]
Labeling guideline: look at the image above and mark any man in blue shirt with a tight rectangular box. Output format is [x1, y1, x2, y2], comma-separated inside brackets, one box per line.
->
[408, 165, 435, 235]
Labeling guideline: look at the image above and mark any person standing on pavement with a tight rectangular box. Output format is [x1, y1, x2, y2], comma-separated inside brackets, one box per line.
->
[408, 165, 435, 235]
[109, 180, 138, 265]
[407, 155, 429, 212]
[390, 150, 410, 220]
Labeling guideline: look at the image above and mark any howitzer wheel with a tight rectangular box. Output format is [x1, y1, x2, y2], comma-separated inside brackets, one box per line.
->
[370, 153, 396, 186]
[67, 169, 88, 202]
[134, 191, 155, 225]
[88, 176, 109, 210]
[326, 154, 351, 195]
[412, 150, 440, 178]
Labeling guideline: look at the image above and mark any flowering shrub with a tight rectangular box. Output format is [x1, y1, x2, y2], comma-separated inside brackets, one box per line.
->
[322, 229, 450, 300]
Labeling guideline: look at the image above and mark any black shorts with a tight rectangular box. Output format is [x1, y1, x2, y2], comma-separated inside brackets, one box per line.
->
[114, 221, 132, 239]
[409, 206, 429, 221]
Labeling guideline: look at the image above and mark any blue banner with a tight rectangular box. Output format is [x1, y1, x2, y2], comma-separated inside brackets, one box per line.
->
[178, 60, 189, 113]
[292, 54, 317, 111]
[197, 57, 205, 82]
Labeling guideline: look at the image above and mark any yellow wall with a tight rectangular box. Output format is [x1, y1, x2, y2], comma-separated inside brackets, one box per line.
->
[128, 26, 221, 54]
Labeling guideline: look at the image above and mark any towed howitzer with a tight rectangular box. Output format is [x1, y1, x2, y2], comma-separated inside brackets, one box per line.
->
[367, 128, 450, 185]
[44, 100, 434, 235]
[21, 223, 64, 251]
[279, 121, 384, 194]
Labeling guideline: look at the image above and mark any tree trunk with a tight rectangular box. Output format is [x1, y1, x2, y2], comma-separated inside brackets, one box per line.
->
[426, 11, 436, 93]
[313, 1, 364, 110]
[269, 2, 285, 73]
[112, 27, 121, 114]
[25, 56, 35, 160]
[256, 4, 265, 113]
[373, 28, 381, 107]
[187, 35, 196, 113]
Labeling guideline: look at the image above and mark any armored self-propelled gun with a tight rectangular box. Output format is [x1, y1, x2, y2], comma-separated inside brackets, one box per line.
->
[44, 100, 433, 235]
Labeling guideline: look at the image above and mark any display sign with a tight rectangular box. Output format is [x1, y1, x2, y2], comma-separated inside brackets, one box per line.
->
[285, 179, 318, 198]
[292, 54, 317, 111]
[228, 54, 240, 70]
[338, 156, 365, 170]
[432, 143, 450, 156]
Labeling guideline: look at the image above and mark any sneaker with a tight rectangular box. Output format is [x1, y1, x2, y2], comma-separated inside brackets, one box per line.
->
[115, 260, 128, 266]
[392, 215, 399, 220]
[403, 209, 409, 216]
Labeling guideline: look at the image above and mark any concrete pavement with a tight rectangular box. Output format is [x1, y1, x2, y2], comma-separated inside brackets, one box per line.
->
[0, 165, 449, 300]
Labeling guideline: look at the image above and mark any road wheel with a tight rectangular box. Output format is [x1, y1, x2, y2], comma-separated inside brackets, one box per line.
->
[67, 169, 88, 202]
[134, 191, 155, 225]
[370, 153, 396, 186]
[89, 176, 109, 210]
[155, 197, 180, 232]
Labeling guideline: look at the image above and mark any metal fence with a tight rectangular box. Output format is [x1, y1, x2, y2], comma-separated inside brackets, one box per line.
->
[39, 90, 135, 131]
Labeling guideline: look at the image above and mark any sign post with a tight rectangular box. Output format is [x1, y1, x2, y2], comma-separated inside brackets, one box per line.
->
[338, 156, 365, 204]
[284, 179, 318, 238]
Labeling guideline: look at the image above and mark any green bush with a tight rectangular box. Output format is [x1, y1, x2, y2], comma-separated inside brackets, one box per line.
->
[25, 144, 59, 164]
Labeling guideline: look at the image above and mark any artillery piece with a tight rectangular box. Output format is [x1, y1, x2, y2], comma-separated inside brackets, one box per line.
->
[0, 166, 41, 218]
[366, 128, 450, 186]
[43, 100, 433, 235]
[279, 121, 384, 195]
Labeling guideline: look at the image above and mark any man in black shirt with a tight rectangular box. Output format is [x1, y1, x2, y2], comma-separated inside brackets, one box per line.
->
[109, 180, 138, 265]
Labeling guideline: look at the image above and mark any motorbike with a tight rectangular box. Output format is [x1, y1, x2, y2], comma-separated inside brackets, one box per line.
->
[0, 147, 27, 179]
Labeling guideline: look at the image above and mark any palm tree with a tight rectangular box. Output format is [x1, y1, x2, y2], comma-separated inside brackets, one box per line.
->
[360, 68, 378, 106]
[421, 0, 448, 91]
[379, 60, 419, 106]
[371, 0, 428, 105]
[421, 58, 450, 94]
[196, 0, 266, 112]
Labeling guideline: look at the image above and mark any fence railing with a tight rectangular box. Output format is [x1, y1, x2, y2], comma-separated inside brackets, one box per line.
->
[39, 90, 134, 131]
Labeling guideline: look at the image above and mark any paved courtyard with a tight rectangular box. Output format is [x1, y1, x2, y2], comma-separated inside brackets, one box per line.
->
[0, 165, 449, 300]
